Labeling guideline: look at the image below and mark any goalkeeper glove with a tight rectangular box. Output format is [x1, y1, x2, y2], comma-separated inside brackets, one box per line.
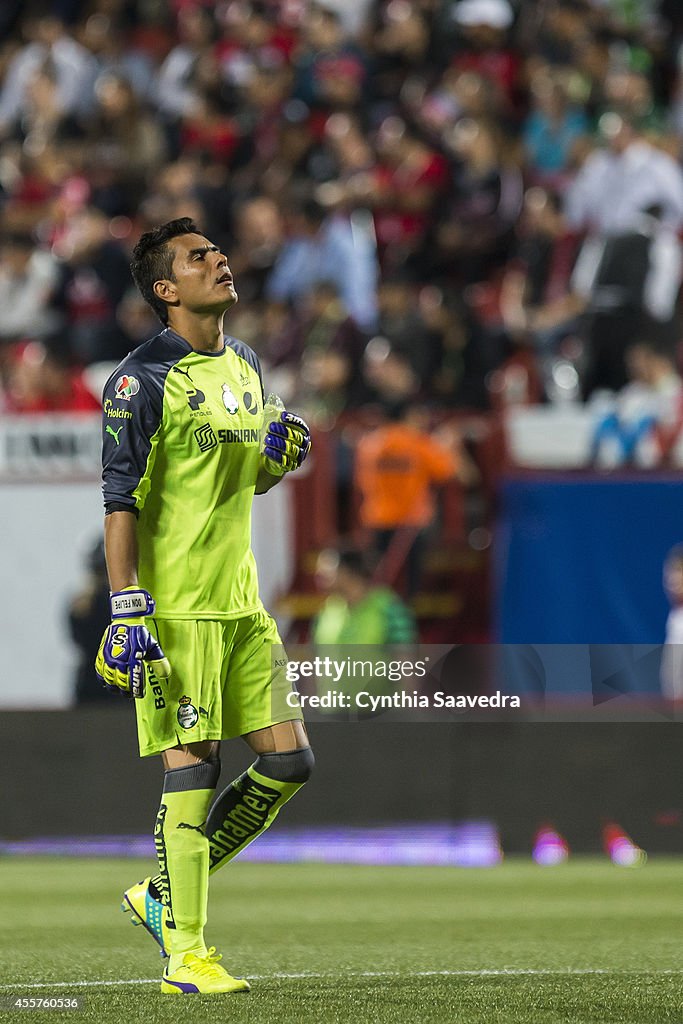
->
[95, 587, 170, 698]
[261, 410, 311, 477]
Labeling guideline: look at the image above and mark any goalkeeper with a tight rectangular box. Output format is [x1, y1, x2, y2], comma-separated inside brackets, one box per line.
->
[96, 218, 313, 995]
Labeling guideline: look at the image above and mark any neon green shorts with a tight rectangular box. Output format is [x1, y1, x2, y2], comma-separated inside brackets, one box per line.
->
[135, 610, 301, 758]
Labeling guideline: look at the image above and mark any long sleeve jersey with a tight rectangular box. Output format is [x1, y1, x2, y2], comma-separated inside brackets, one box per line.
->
[102, 327, 266, 619]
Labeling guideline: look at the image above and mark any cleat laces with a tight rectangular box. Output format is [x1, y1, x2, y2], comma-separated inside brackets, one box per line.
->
[187, 948, 227, 978]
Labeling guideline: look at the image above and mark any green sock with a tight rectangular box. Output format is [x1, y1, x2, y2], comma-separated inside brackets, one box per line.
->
[206, 749, 313, 874]
[154, 762, 219, 970]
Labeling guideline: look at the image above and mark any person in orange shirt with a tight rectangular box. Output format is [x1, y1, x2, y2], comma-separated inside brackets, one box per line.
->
[354, 403, 476, 595]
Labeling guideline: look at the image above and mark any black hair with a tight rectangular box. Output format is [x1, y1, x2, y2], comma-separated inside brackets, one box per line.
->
[42, 327, 76, 368]
[130, 217, 200, 325]
[387, 401, 410, 422]
[627, 334, 677, 362]
[2, 230, 35, 250]
[337, 547, 375, 580]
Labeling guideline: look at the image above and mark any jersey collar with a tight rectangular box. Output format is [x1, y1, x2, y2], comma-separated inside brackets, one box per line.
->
[163, 327, 228, 357]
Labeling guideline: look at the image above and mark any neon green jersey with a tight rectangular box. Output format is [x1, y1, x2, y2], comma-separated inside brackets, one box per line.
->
[102, 328, 266, 619]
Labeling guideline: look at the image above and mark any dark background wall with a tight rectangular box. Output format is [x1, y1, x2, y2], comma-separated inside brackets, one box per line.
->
[497, 477, 683, 644]
[2, 710, 683, 854]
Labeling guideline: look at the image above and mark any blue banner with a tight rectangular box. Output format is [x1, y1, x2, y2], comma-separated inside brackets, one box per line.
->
[495, 477, 683, 644]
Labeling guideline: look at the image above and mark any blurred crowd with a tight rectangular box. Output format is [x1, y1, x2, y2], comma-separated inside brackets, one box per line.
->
[1, 0, 683, 430]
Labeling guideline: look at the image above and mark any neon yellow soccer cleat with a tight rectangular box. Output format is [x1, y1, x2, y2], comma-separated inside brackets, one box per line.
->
[121, 878, 171, 958]
[161, 948, 251, 995]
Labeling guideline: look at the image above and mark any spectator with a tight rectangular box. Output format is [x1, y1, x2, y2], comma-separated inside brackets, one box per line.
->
[371, 0, 431, 105]
[137, 157, 206, 231]
[268, 281, 369, 420]
[95, 287, 162, 365]
[68, 537, 111, 704]
[292, 4, 367, 114]
[362, 337, 421, 412]
[523, 71, 589, 184]
[267, 193, 379, 330]
[450, 0, 519, 115]
[527, 202, 682, 394]
[155, 6, 216, 129]
[87, 73, 167, 193]
[590, 338, 683, 468]
[354, 403, 475, 594]
[503, 187, 578, 316]
[603, 67, 665, 135]
[435, 116, 522, 283]
[255, 102, 327, 199]
[413, 70, 499, 141]
[375, 272, 444, 391]
[0, 231, 60, 342]
[526, 9, 578, 81]
[214, 1, 296, 90]
[78, 13, 156, 101]
[9, 64, 76, 150]
[0, 13, 97, 136]
[0, 0, 679, 442]
[51, 206, 132, 365]
[316, 112, 376, 211]
[227, 195, 284, 305]
[366, 116, 449, 269]
[179, 91, 241, 165]
[565, 111, 683, 235]
[4, 336, 100, 414]
[499, 186, 581, 385]
[310, 545, 419, 703]
[312, 546, 418, 645]
[2, 142, 89, 238]
[623, 337, 683, 424]
[421, 285, 504, 409]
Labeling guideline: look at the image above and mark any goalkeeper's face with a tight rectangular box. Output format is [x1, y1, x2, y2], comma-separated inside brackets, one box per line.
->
[157, 232, 238, 316]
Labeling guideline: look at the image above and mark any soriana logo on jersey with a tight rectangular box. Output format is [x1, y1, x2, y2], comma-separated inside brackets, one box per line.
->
[115, 375, 140, 401]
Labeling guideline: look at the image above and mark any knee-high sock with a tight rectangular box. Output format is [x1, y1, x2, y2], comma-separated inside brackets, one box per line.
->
[154, 760, 220, 964]
[206, 747, 314, 874]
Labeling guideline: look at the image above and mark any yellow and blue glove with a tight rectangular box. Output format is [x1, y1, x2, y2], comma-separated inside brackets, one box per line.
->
[95, 587, 170, 698]
[261, 410, 311, 476]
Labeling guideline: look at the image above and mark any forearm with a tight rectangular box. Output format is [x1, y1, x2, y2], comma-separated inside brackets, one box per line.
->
[528, 292, 586, 332]
[104, 510, 140, 591]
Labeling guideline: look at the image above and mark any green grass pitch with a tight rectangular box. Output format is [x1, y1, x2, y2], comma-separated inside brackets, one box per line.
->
[1, 857, 682, 1023]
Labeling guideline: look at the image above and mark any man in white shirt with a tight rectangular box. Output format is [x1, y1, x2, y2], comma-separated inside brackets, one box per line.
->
[0, 233, 60, 341]
[566, 112, 683, 236]
[0, 15, 97, 134]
